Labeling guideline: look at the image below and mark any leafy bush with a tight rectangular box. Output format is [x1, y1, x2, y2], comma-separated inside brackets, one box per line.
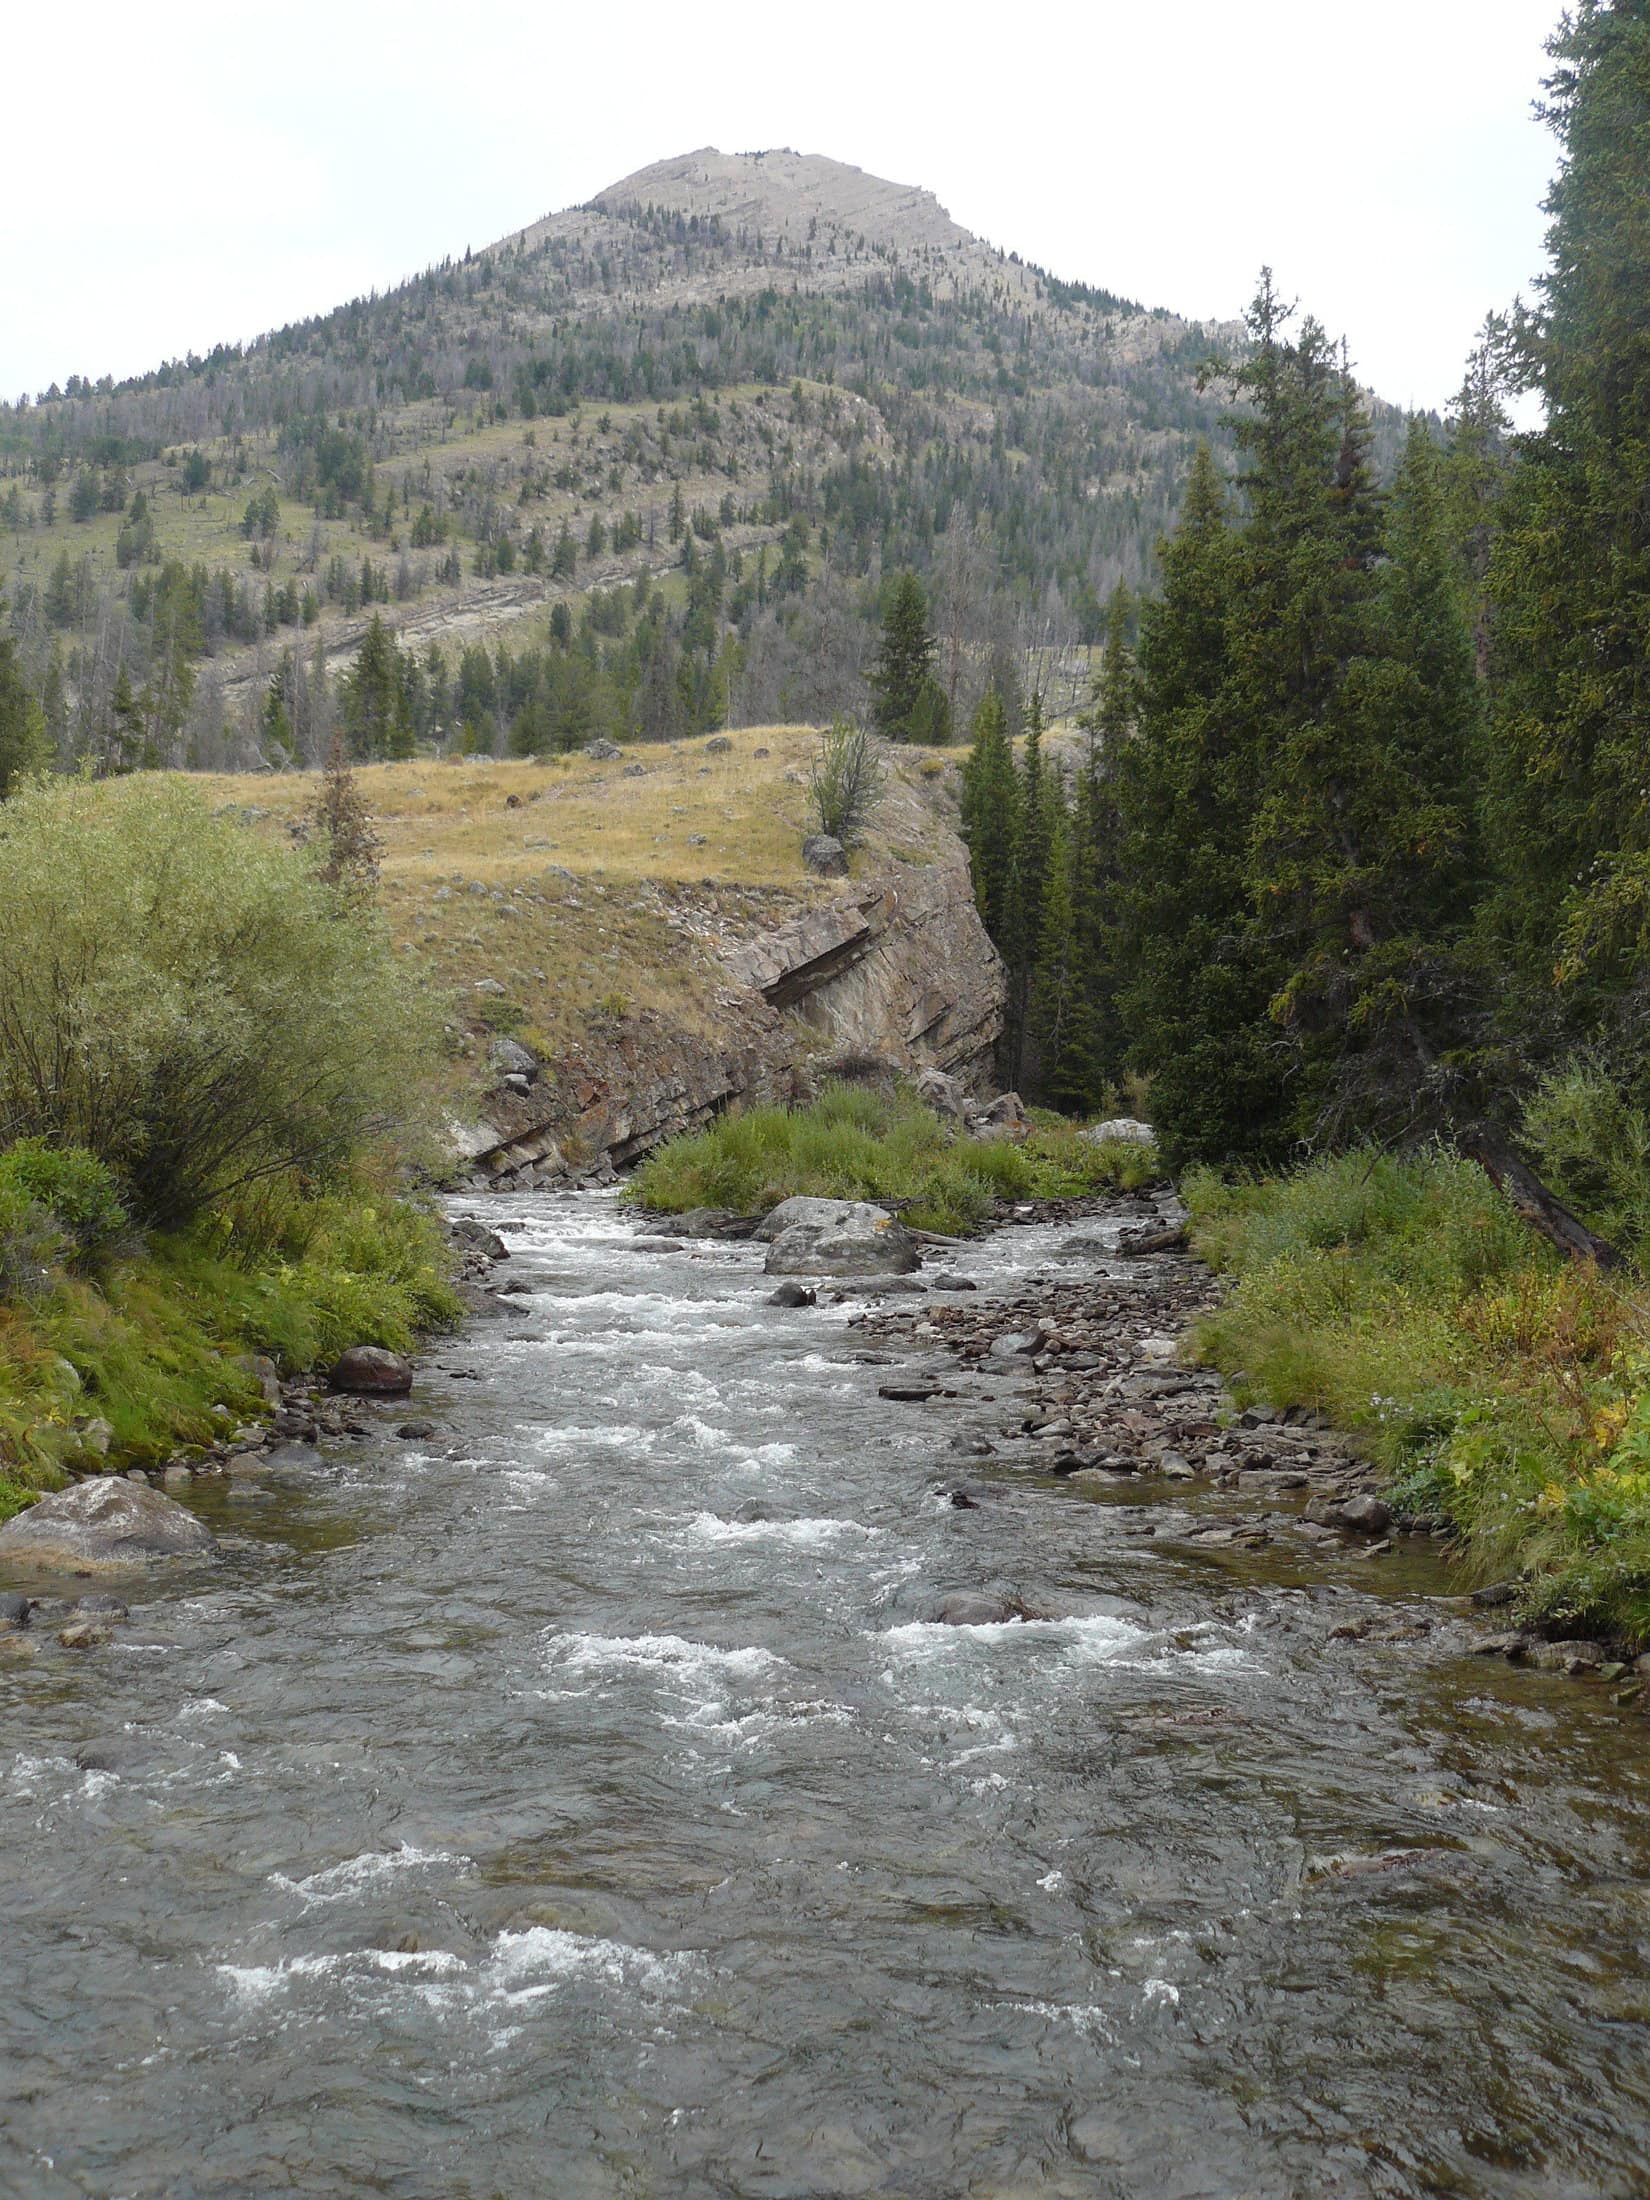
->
[1522, 1061, 1650, 1262]
[0, 1185, 69, 1299]
[0, 1140, 127, 1257]
[630, 1083, 1156, 1235]
[807, 718, 885, 850]
[0, 778, 446, 1226]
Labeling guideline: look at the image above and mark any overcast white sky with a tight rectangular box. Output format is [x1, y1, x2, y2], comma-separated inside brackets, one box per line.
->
[5, 0, 1560, 415]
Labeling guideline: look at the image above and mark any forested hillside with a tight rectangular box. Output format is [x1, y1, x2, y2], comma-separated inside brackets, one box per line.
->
[945, 0, 1650, 1638]
[0, 149, 1413, 774]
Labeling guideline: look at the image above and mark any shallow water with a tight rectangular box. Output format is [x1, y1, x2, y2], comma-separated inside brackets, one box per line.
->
[4, 1192, 1650, 2198]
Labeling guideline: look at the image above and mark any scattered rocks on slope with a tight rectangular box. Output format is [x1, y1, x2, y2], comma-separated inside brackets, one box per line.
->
[801, 833, 849, 877]
[969, 1091, 1028, 1141]
[914, 1068, 968, 1120]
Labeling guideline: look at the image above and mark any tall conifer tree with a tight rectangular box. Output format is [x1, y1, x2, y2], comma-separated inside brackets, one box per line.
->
[1116, 430, 1284, 1165]
[1487, 0, 1650, 1032]
[960, 686, 1018, 946]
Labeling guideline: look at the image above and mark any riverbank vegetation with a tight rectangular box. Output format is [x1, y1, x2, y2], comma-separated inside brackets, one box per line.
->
[629, 1083, 1156, 1235]
[1186, 1140, 1650, 1643]
[0, 771, 459, 1511]
[941, 8, 1650, 1636]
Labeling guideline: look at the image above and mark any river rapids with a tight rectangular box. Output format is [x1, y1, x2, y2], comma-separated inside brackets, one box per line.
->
[3, 1191, 1650, 2197]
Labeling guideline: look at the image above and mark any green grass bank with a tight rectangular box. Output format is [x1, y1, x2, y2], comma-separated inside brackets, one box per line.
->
[627, 1084, 1158, 1235]
[0, 1182, 462, 1521]
[1185, 1148, 1650, 1646]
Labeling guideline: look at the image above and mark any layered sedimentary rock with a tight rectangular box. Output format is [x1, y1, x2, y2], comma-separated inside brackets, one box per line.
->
[456, 853, 1003, 1184]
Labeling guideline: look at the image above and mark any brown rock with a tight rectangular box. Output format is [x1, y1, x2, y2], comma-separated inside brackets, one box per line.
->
[0, 1478, 218, 1574]
[327, 1346, 414, 1396]
[1339, 1494, 1394, 1537]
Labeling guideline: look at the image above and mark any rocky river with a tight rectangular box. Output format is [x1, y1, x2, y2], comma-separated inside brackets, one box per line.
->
[4, 1190, 1650, 2197]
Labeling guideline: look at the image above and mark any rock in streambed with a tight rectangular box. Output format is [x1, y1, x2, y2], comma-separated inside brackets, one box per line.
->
[0, 1478, 218, 1574]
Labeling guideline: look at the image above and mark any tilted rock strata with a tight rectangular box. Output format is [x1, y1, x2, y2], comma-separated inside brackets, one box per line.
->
[461, 857, 1004, 1186]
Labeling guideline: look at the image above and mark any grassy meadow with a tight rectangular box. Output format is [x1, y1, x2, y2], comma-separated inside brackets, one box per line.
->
[196, 730, 964, 1060]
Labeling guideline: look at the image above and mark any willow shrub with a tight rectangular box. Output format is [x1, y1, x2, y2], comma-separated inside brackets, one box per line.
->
[0, 777, 444, 1225]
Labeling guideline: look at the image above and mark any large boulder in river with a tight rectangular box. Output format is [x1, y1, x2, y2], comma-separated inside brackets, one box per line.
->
[755, 1196, 894, 1243]
[327, 1345, 413, 1396]
[763, 1212, 922, 1278]
[0, 1478, 218, 1574]
[1084, 1117, 1155, 1147]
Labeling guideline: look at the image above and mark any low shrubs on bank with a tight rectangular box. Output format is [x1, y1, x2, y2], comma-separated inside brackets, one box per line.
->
[629, 1082, 1157, 1235]
[1185, 1147, 1650, 1645]
[0, 774, 459, 1513]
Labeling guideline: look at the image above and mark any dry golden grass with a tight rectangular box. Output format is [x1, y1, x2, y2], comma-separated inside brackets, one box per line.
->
[192, 727, 955, 888]
[188, 728, 964, 1067]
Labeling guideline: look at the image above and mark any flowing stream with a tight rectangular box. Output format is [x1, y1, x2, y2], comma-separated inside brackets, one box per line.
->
[5, 1191, 1650, 2198]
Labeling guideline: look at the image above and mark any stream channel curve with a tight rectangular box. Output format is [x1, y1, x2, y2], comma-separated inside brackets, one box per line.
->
[3, 1189, 1650, 2197]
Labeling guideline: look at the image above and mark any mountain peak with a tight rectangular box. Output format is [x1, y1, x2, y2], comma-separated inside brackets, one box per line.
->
[587, 147, 974, 256]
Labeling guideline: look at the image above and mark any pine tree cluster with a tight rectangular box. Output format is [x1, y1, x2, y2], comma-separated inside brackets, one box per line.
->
[956, 2, 1650, 1232]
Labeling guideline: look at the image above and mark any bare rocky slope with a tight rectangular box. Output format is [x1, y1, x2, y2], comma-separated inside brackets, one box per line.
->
[467, 849, 1005, 1186]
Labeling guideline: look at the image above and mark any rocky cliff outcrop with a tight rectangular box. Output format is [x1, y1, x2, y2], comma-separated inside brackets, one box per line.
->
[454, 851, 1003, 1187]
[720, 855, 1002, 1086]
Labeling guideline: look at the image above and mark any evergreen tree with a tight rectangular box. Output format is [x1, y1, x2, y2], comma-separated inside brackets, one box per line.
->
[959, 686, 1018, 943]
[262, 666, 296, 762]
[0, 600, 48, 799]
[1115, 429, 1283, 1166]
[1442, 322, 1513, 679]
[1028, 797, 1083, 1106]
[1001, 716, 1055, 1085]
[1091, 583, 1137, 758]
[340, 613, 414, 760]
[107, 668, 146, 776]
[1044, 745, 1121, 1112]
[1486, 0, 1650, 1025]
[869, 571, 938, 742]
[1249, 414, 1482, 1135]
[1036, 584, 1137, 1111]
